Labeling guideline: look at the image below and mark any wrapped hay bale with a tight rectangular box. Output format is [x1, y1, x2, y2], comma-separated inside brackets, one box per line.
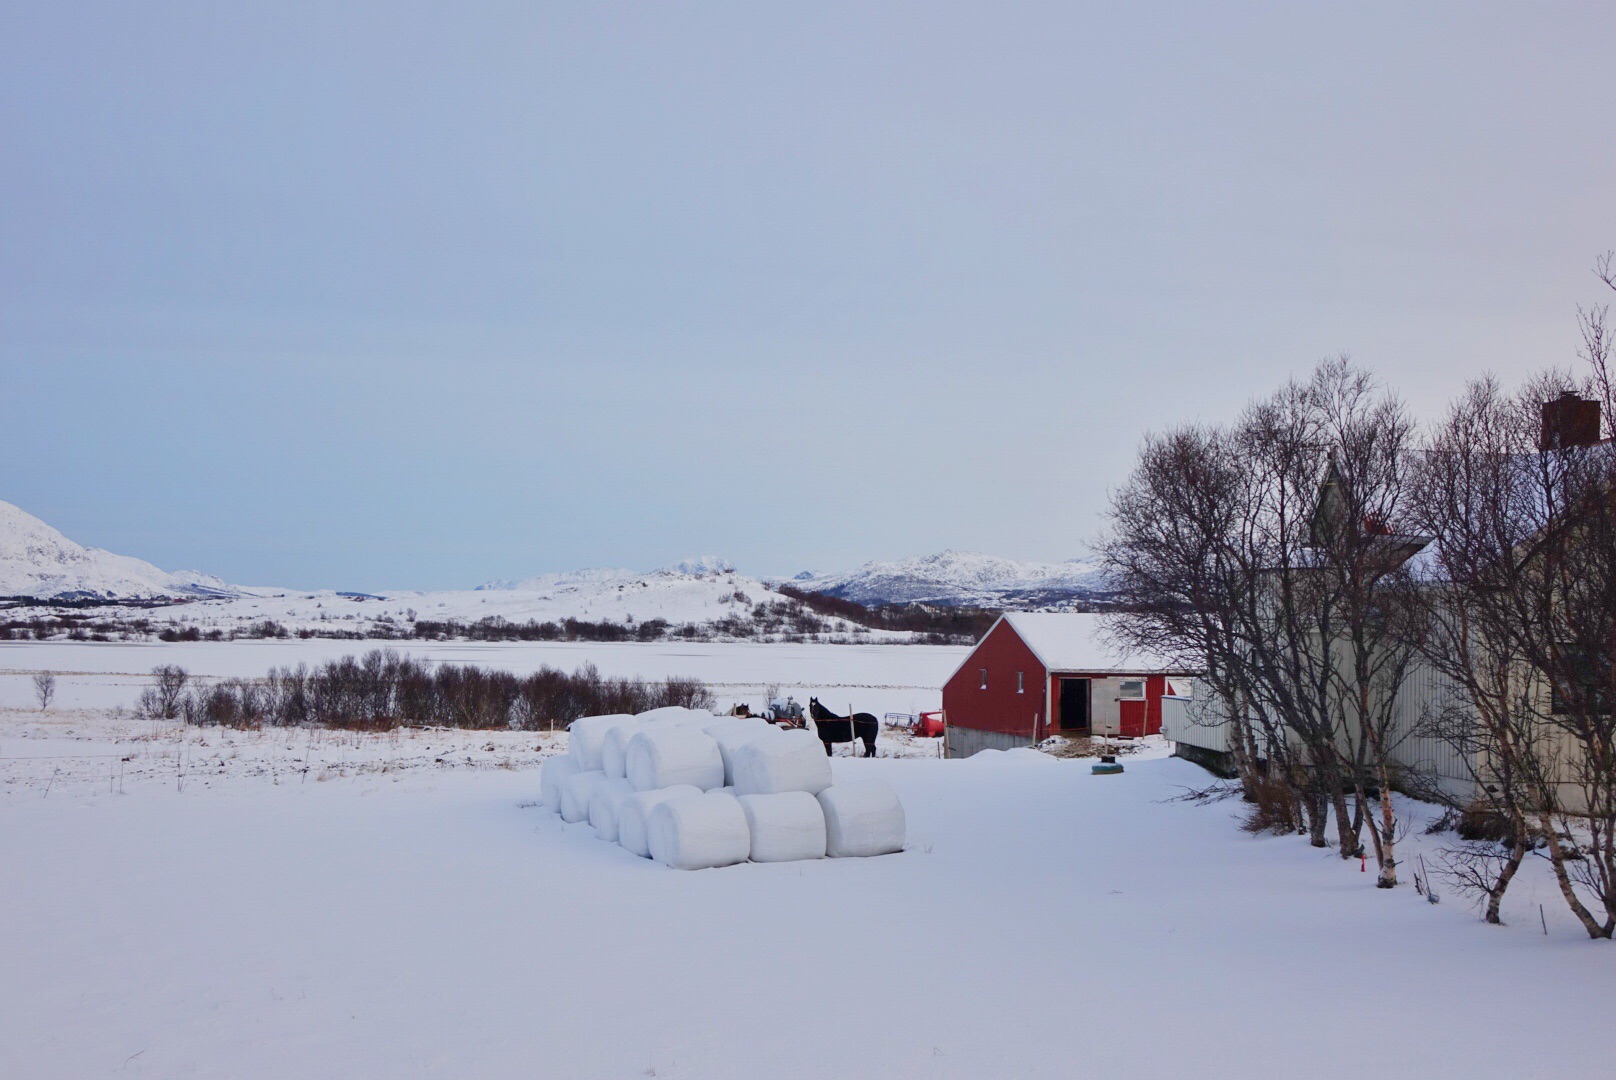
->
[738, 791, 827, 863]
[625, 727, 725, 792]
[731, 729, 833, 797]
[817, 779, 906, 857]
[601, 720, 648, 780]
[671, 711, 721, 729]
[589, 777, 636, 842]
[707, 719, 774, 785]
[568, 713, 636, 771]
[636, 705, 697, 725]
[540, 753, 582, 815]
[559, 769, 609, 824]
[700, 716, 769, 737]
[647, 791, 751, 870]
[618, 784, 702, 858]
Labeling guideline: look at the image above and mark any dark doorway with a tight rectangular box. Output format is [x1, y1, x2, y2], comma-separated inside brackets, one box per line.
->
[1059, 678, 1091, 731]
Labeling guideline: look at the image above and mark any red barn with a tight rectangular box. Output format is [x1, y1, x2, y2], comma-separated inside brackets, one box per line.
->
[941, 613, 1197, 757]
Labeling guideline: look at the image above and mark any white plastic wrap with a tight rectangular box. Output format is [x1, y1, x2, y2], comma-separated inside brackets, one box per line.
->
[600, 720, 648, 780]
[617, 785, 703, 858]
[671, 711, 720, 729]
[706, 719, 774, 785]
[738, 791, 827, 863]
[540, 753, 582, 815]
[588, 776, 636, 842]
[700, 716, 770, 737]
[636, 706, 697, 725]
[646, 791, 751, 870]
[624, 727, 725, 792]
[559, 769, 609, 824]
[817, 779, 906, 857]
[568, 713, 635, 771]
[730, 729, 833, 797]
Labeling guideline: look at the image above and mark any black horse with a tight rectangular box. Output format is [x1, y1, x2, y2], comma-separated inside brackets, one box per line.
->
[808, 697, 879, 757]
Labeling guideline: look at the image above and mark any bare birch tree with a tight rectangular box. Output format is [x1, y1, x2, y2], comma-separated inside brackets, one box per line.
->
[1104, 358, 1427, 878]
[33, 672, 56, 710]
[1412, 377, 1616, 933]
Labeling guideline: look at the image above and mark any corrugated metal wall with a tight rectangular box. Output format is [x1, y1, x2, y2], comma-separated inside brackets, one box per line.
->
[1161, 691, 1230, 753]
[1165, 664, 1482, 803]
[1385, 661, 1476, 802]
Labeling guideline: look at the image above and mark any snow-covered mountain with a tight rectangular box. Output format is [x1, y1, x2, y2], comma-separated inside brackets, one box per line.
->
[14, 557, 881, 641]
[1, 496, 1100, 637]
[477, 555, 736, 592]
[0, 505, 878, 638]
[0, 500, 249, 601]
[162, 559, 837, 636]
[785, 549, 1114, 609]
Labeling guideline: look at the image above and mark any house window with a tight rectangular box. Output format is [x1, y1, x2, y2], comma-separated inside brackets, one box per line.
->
[1551, 643, 1612, 715]
[979, 669, 988, 690]
[1016, 671, 1024, 694]
[1118, 679, 1146, 700]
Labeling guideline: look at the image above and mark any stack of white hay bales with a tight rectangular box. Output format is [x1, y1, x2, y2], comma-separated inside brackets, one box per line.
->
[539, 707, 906, 869]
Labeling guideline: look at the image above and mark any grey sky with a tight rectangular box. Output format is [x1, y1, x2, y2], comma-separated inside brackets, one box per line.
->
[3, 2, 1613, 590]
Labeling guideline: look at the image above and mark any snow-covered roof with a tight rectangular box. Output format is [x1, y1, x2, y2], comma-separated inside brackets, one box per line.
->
[997, 612, 1192, 675]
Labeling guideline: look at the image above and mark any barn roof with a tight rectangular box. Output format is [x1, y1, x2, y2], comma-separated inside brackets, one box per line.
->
[997, 612, 1190, 675]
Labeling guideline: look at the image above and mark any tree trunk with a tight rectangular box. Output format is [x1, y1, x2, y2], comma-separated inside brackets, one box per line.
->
[1539, 812, 1613, 939]
[1374, 763, 1397, 888]
[1484, 828, 1529, 925]
[1332, 786, 1361, 858]
[1305, 788, 1329, 847]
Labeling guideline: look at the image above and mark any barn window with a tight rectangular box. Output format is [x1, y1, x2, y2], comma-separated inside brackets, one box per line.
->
[1016, 671, 1024, 693]
[1118, 679, 1146, 700]
[979, 669, 988, 690]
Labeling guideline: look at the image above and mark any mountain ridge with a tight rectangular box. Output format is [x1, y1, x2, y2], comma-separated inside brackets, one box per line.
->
[0, 500, 249, 601]
[782, 549, 1113, 609]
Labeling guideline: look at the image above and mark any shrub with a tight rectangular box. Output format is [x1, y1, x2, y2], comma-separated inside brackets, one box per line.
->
[1456, 802, 1516, 844]
[1240, 773, 1303, 835]
[137, 664, 190, 720]
[169, 649, 716, 730]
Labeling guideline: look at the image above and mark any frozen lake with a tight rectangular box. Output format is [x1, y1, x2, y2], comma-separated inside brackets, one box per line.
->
[0, 638, 970, 718]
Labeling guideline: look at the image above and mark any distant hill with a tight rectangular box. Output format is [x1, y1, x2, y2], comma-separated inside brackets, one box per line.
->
[784, 549, 1115, 610]
[0, 499, 251, 601]
[1, 500, 1104, 641]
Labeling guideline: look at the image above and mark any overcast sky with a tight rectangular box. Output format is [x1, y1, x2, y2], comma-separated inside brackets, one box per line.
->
[3, 2, 1614, 590]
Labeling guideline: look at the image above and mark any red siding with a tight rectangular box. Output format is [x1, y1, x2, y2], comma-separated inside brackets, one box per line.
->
[945, 622, 1179, 740]
[942, 620, 1048, 739]
[1145, 674, 1167, 737]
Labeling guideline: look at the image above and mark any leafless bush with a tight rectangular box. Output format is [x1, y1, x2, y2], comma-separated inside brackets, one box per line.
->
[32, 672, 57, 709]
[169, 650, 715, 730]
[1240, 773, 1305, 836]
[1456, 802, 1516, 844]
[137, 665, 190, 720]
[183, 679, 269, 727]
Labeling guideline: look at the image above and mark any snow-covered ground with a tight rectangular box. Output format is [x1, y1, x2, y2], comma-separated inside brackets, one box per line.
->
[0, 639, 965, 719]
[3, 641, 1613, 1078]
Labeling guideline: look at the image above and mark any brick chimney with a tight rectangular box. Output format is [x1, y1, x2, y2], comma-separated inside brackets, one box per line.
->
[1540, 391, 1602, 451]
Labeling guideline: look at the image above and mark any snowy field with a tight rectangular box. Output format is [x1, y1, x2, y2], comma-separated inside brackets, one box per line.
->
[3, 641, 1614, 1079]
[0, 638, 964, 719]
